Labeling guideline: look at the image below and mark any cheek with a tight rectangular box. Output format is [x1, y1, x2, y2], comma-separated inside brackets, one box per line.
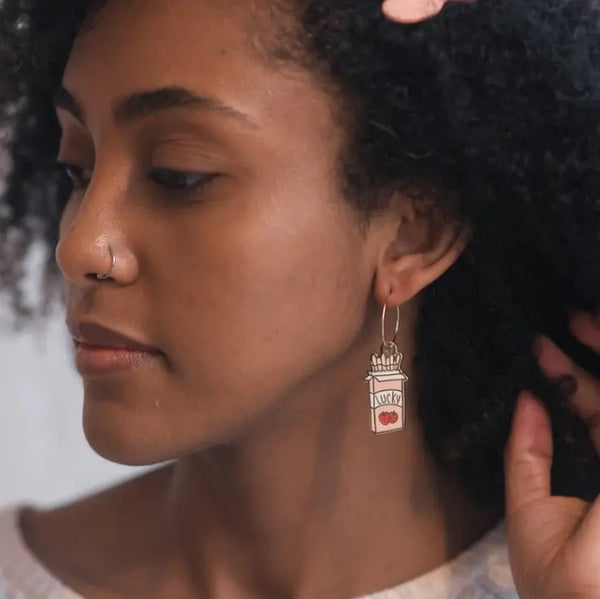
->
[149, 192, 367, 416]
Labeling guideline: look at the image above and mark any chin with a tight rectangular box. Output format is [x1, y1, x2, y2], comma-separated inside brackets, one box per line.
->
[80, 397, 173, 465]
[82, 422, 170, 466]
[80, 397, 239, 466]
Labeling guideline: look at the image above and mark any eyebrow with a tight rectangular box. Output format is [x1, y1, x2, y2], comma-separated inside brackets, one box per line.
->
[52, 85, 258, 129]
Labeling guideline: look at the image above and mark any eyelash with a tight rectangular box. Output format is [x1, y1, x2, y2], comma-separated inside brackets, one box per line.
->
[53, 162, 218, 194]
[53, 163, 90, 191]
[146, 167, 218, 192]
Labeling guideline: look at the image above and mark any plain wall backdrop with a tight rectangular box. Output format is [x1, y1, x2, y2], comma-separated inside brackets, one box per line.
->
[0, 240, 156, 510]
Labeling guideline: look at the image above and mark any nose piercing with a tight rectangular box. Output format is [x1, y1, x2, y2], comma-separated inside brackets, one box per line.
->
[96, 246, 116, 280]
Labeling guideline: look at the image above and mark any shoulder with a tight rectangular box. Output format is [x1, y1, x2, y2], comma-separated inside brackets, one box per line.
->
[0, 464, 172, 599]
[0, 503, 84, 599]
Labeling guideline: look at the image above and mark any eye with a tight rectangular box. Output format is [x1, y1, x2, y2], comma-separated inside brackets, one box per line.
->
[147, 168, 218, 192]
[53, 161, 92, 190]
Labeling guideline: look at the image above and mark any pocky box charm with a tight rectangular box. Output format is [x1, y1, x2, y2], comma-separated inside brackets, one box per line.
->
[365, 346, 408, 434]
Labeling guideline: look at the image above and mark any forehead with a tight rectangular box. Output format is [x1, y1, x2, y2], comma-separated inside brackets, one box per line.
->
[62, 0, 332, 134]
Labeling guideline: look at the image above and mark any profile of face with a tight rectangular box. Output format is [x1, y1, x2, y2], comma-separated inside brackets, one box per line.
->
[55, 0, 463, 465]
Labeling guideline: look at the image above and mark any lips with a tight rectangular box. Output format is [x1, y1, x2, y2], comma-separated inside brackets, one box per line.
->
[67, 320, 160, 353]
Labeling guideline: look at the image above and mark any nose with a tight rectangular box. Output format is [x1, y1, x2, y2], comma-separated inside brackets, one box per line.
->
[55, 174, 138, 287]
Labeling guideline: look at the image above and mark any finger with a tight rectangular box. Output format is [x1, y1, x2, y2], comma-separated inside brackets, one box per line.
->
[535, 334, 600, 454]
[505, 391, 554, 515]
[569, 492, 600, 562]
[569, 311, 600, 353]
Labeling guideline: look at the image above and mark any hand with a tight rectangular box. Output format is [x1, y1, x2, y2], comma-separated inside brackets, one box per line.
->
[504, 311, 600, 599]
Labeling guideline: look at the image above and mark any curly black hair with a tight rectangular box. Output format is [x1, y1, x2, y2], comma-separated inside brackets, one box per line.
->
[2, 0, 600, 510]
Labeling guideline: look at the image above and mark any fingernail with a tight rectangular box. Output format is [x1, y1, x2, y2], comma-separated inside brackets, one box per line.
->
[536, 336, 572, 374]
[514, 392, 552, 455]
[552, 374, 578, 396]
[571, 310, 600, 331]
[532, 335, 544, 358]
[514, 392, 542, 443]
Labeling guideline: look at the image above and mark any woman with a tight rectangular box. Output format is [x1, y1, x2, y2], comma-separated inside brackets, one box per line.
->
[0, 0, 600, 597]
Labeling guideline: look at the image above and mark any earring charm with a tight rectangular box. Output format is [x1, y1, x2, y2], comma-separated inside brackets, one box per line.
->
[96, 246, 116, 280]
[365, 302, 409, 435]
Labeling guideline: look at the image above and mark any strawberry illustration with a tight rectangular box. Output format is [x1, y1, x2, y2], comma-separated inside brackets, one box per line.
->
[389, 411, 399, 424]
[379, 412, 391, 425]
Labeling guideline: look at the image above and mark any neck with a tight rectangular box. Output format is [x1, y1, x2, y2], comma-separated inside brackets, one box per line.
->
[161, 342, 501, 599]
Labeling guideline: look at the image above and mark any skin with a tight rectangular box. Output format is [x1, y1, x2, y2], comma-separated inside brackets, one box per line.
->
[504, 319, 600, 599]
[19, 1, 510, 598]
[382, 5, 600, 599]
[19, 0, 600, 596]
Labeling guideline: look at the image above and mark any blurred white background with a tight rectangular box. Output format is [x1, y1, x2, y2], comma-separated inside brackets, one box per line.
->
[0, 240, 154, 510]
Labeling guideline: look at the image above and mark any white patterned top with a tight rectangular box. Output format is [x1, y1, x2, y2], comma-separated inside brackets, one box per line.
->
[0, 504, 519, 599]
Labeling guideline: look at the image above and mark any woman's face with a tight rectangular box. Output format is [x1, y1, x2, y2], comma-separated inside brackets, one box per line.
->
[55, 0, 378, 463]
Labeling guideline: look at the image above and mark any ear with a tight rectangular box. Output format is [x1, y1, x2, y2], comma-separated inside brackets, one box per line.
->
[371, 198, 472, 306]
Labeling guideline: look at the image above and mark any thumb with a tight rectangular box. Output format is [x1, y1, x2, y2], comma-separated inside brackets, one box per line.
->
[505, 391, 554, 515]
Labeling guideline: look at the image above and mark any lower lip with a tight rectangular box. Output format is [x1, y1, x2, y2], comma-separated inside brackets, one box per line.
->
[74, 342, 162, 375]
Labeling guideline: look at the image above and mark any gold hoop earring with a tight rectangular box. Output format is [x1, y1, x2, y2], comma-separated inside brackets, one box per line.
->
[364, 301, 409, 435]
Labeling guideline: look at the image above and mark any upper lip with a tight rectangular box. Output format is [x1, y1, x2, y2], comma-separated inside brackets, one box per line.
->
[66, 320, 160, 353]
